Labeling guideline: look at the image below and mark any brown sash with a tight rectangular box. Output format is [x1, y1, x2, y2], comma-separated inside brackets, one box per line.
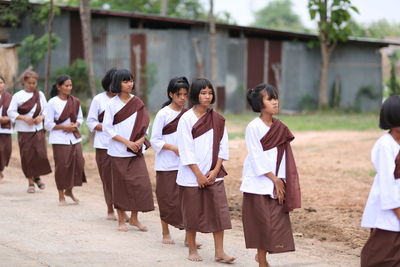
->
[0, 91, 12, 129]
[98, 110, 105, 123]
[54, 96, 81, 139]
[260, 118, 301, 212]
[192, 109, 227, 178]
[113, 96, 150, 156]
[17, 90, 41, 118]
[395, 152, 400, 179]
[162, 108, 189, 135]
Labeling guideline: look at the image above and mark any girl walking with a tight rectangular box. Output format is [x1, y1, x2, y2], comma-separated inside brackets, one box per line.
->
[0, 75, 12, 182]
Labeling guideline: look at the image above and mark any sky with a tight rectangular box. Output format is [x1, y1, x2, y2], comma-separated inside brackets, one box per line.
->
[200, 0, 400, 28]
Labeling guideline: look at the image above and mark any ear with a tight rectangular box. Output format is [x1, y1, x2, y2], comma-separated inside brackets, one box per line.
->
[168, 92, 174, 98]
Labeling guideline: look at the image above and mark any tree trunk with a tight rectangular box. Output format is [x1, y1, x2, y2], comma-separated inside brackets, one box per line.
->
[318, 42, 329, 108]
[79, 0, 97, 98]
[209, 0, 218, 105]
[44, 0, 54, 98]
[160, 0, 168, 16]
[192, 38, 204, 77]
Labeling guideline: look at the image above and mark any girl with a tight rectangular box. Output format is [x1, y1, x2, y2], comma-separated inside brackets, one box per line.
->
[87, 68, 118, 219]
[7, 70, 51, 193]
[150, 76, 190, 244]
[45, 75, 86, 206]
[240, 84, 301, 267]
[103, 68, 154, 232]
[176, 78, 235, 263]
[0, 75, 12, 182]
[361, 95, 400, 267]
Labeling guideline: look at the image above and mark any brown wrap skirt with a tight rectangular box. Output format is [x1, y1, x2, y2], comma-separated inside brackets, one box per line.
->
[242, 193, 295, 253]
[155, 170, 183, 228]
[52, 143, 86, 190]
[179, 181, 232, 233]
[95, 148, 113, 205]
[361, 228, 400, 267]
[0, 134, 11, 172]
[110, 156, 154, 212]
[18, 130, 52, 178]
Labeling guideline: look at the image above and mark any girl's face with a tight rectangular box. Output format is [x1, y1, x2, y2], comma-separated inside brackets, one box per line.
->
[261, 91, 279, 115]
[121, 79, 134, 94]
[198, 87, 213, 107]
[57, 79, 73, 96]
[0, 79, 5, 91]
[24, 77, 38, 91]
[169, 88, 188, 107]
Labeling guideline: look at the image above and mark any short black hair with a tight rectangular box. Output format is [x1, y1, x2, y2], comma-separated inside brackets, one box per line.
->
[110, 69, 134, 94]
[189, 78, 216, 106]
[162, 76, 189, 108]
[246, 83, 279, 112]
[379, 95, 400, 130]
[102, 67, 117, 91]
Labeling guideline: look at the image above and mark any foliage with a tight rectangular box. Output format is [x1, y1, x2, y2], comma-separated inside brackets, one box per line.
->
[0, 0, 30, 27]
[251, 0, 305, 31]
[387, 52, 400, 96]
[329, 77, 341, 109]
[18, 33, 61, 70]
[354, 85, 379, 112]
[299, 93, 318, 111]
[349, 19, 400, 39]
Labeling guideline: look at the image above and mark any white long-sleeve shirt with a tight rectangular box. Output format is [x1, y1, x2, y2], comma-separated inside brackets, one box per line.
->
[0, 93, 13, 134]
[240, 117, 286, 196]
[176, 108, 229, 187]
[44, 96, 83, 145]
[150, 106, 182, 171]
[7, 89, 47, 132]
[86, 92, 113, 149]
[361, 133, 400, 232]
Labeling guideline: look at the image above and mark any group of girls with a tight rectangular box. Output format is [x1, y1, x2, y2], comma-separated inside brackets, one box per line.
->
[1, 68, 398, 267]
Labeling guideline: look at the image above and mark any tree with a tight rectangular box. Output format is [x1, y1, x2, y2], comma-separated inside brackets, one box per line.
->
[251, 0, 305, 31]
[79, 0, 97, 97]
[160, 0, 168, 15]
[44, 0, 55, 97]
[209, 0, 217, 85]
[308, 0, 359, 108]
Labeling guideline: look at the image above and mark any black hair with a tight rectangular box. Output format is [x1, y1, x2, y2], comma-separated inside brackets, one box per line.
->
[189, 78, 216, 107]
[246, 83, 279, 112]
[161, 76, 189, 108]
[379, 95, 400, 130]
[50, 75, 71, 98]
[110, 69, 134, 94]
[101, 67, 117, 91]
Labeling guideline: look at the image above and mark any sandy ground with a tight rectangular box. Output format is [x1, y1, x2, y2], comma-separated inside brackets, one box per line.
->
[0, 130, 383, 266]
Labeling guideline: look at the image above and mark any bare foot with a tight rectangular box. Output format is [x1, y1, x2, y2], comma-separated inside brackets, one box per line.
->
[118, 224, 128, 232]
[59, 200, 68, 206]
[65, 190, 80, 204]
[185, 241, 203, 249]
[0, 176, 4, 184]
[129, 218, 148, 232]
[162, 234, 176, 245]
[215, 252, 236, 263]
[188, 251, 203, 262]
[107, 213, 117, 221]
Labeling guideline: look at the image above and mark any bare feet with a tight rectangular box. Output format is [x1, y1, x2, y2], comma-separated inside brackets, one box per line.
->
[0, 174, 4, 184]
[59, 199, 68, 206]
[107, 213, 117, 221]
[64, 190, 79, 204]
[185, 241, 203, 249]
[118, 224, 128, 232]
[162, 234, 176, 245]
[129, 218, 148, 232]
[27, 184, 35, 193]
[188, 250, 203, 262]
[215, 252, 236, 263]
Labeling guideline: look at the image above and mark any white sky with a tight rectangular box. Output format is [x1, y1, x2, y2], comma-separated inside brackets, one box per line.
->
[201, 0, 400, 28]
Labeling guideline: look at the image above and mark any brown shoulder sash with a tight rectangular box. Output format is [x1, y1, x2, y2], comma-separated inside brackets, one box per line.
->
[17, 90, 41, 118]
[54, 96, 81, 138]
[162, 108, 189, 135]
[98, 110, 105, 123]
[0, 91, 12, 129]
[395, 152, 400, 179]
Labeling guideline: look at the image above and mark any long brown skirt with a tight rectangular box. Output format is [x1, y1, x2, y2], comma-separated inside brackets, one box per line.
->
[179, 181, 232, 233]
[96, 149, 113, 205]
[18, 130, 52, 178]
[361, 228, 400, 267]
[53, 143, 86, 190]
[156, 171, 183, 228]
[242, 193, 295, 253]
[110, 156, 154, 212]
[0, 134, 12, 172]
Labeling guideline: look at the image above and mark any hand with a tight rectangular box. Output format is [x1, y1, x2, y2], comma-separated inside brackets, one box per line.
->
[196, 174, 208, 188]
[205, 169, 218, 185]
[125, 140, 140, 153]
[71, 122, 80, 131]
[23, 116, 35, 126]
[33, 115, 44, 124]
[171, 145, 179, 156]
[63, 123, 76, 133]
[394, 207, 400, 219]
[0, 116, 10, 124]
[94, 124, 102, 131]
[272, 177, 286, 205]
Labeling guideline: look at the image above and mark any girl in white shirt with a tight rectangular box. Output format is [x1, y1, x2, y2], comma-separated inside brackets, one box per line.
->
[150, 76, 189, 245]
[45, 75, 86, 206]
[103, 69, 154, 232]
[176, 78, 235, 263]
[0, 75, 12, 182]
[240, 84, 300, 267]
[7, 70, 51, 193]
[87, 68, 118, 219]
[361, 95, 400, 267]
